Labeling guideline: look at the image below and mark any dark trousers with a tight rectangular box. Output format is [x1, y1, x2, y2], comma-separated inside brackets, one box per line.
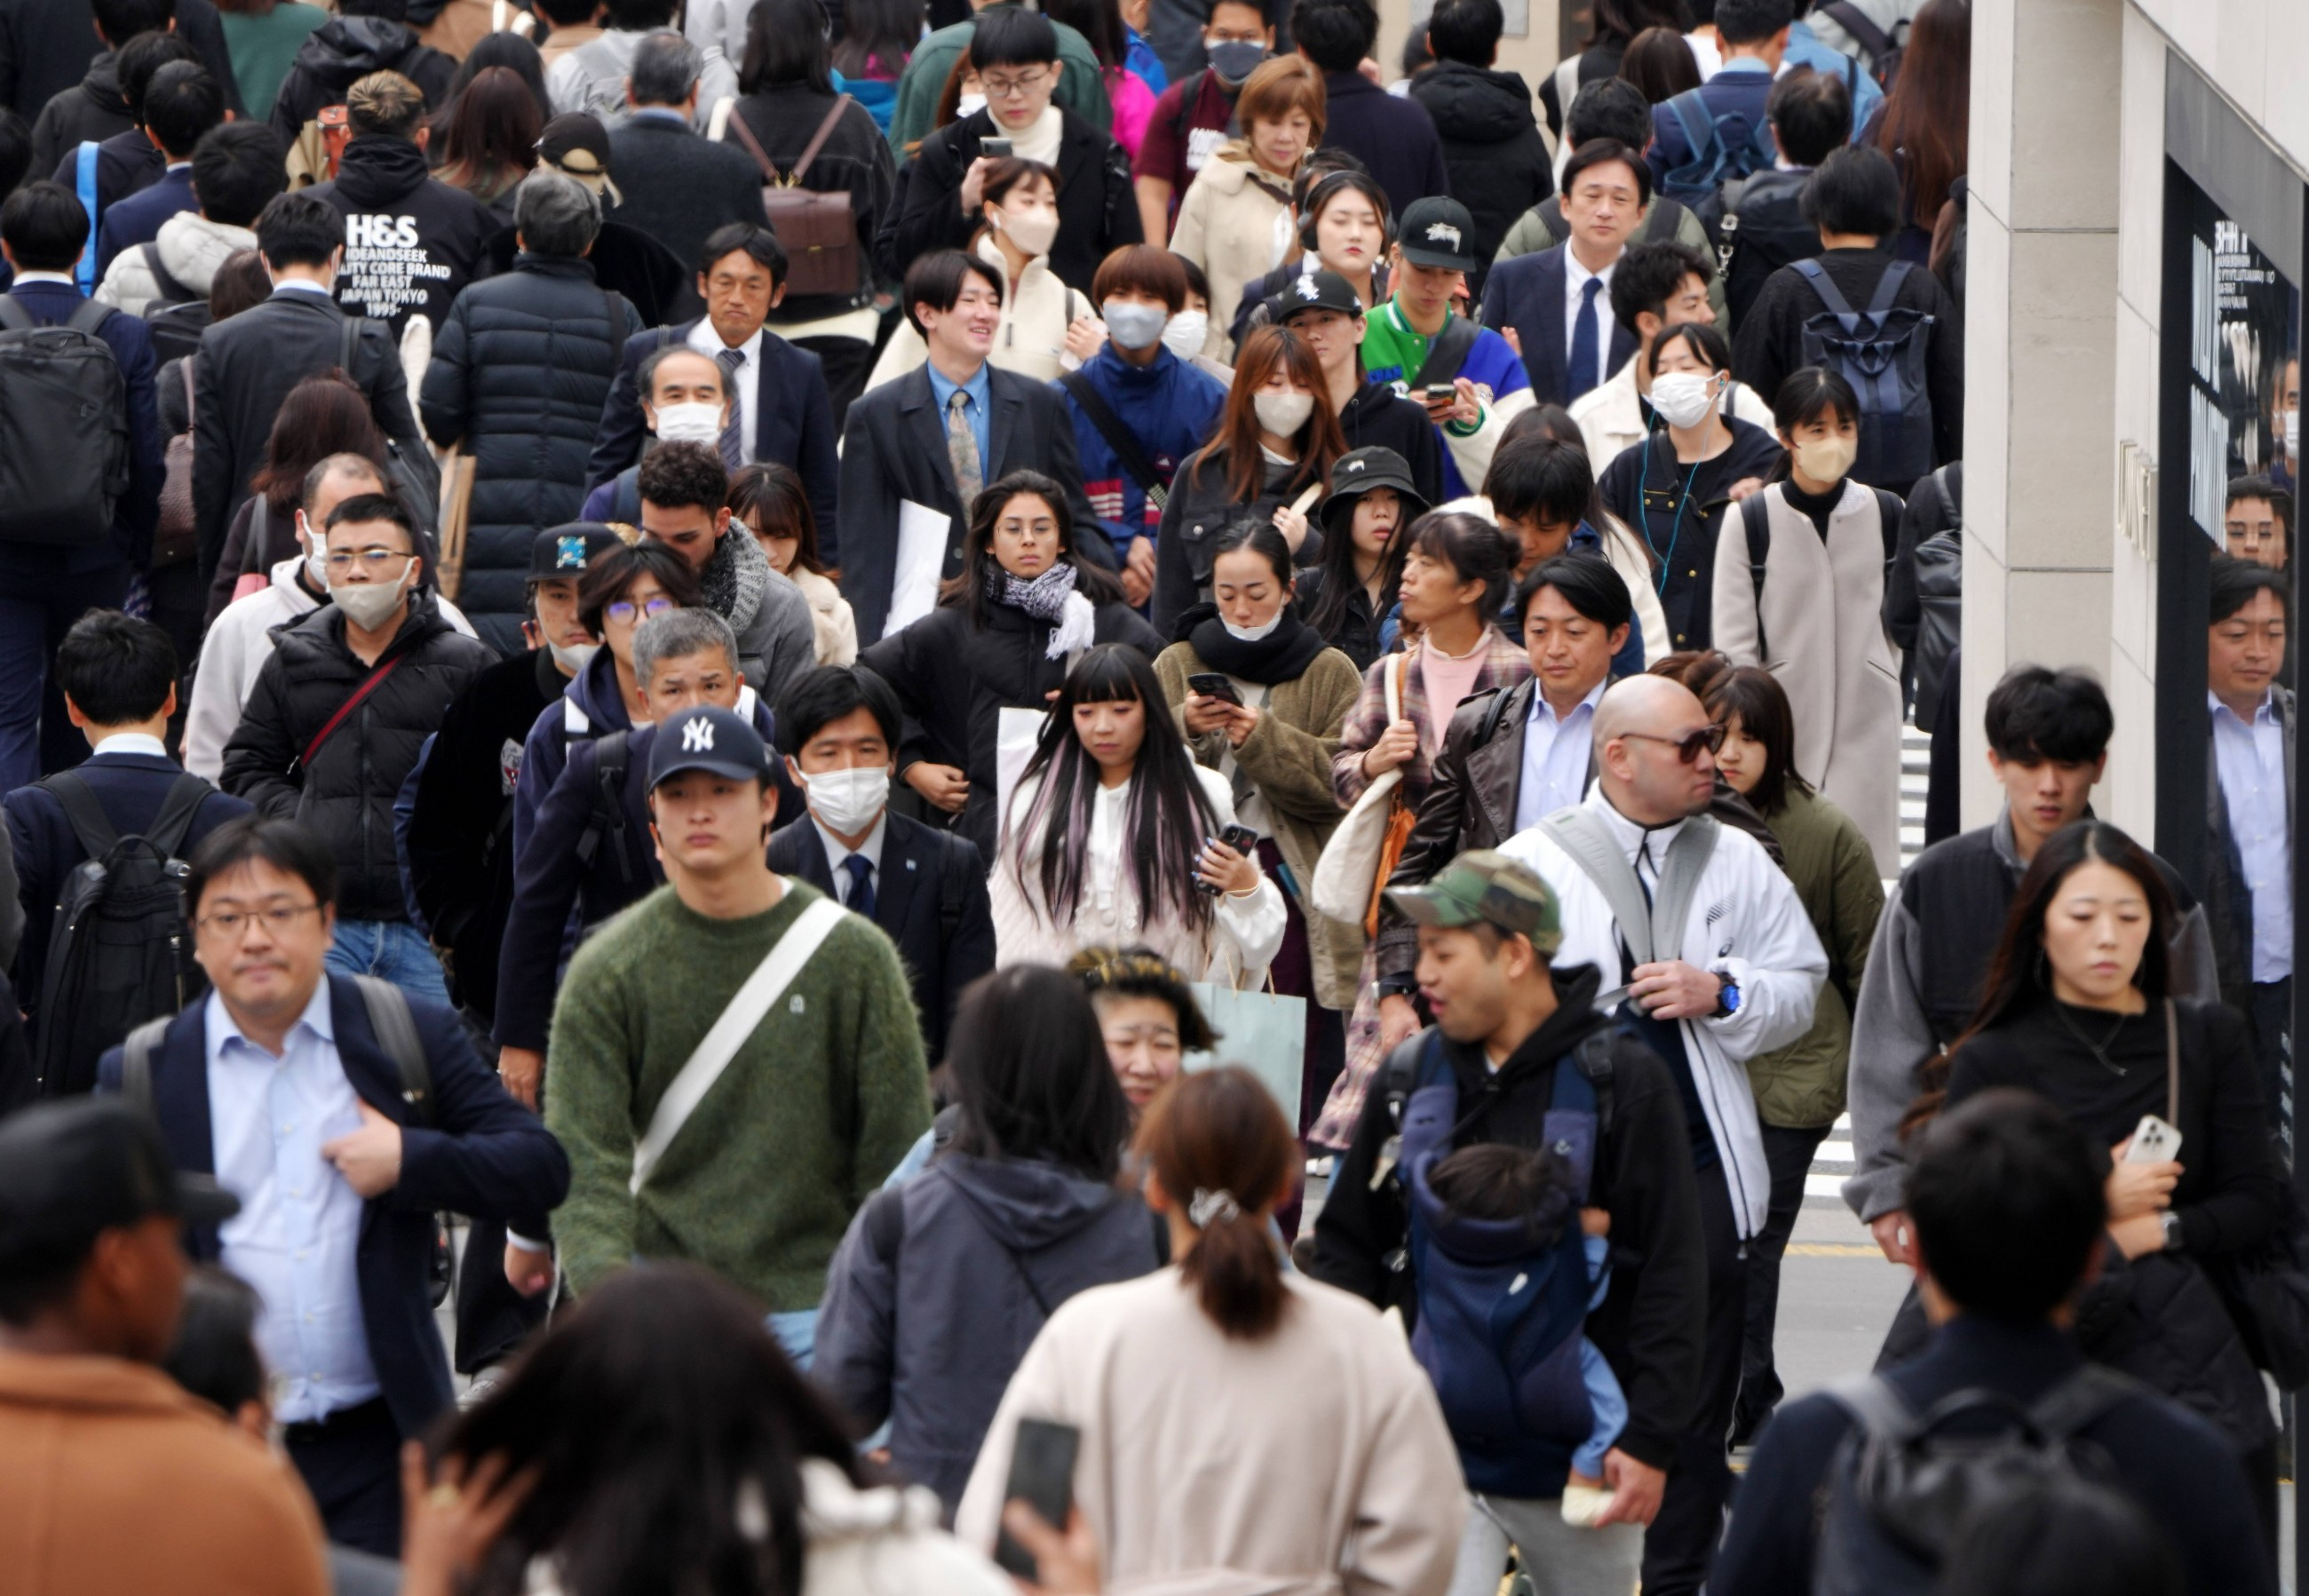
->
[144, 560, 204, 758]
[1640, 1159, 1746, 1596]
[0, 559, 131, 792]
[791, 334, 875, 433]
[454, 1211, 551, 1373]
[283, 1396, 403, 1557]
[1734, 1122, 1830, 1437]
[2247, 978, 2291, 1145]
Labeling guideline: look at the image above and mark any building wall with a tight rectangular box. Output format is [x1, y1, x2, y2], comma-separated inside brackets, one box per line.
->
[1371, 0, 1559, 108]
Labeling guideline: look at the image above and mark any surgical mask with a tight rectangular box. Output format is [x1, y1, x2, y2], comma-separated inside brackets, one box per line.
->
[299, 519, 329, 588]
[957, 91, 988, 118]
[1253, 390, 1314, 435]
[1162, 309, 1209, 361]
[1648, 370, 1720, 430]
[1793, 434, 1859, 485]
[799, 765, 890, 835]
[655, 401, 724, 446]
[2282, 408, 2300, 458]
[1222, 609, 1283, 642]
[991, 205, 1059, 258]
[550, 639, 600, 674]
[329, 562, 412, 631]
[1102, 298, 1169, 351]
[1205, 38, 1267, 84]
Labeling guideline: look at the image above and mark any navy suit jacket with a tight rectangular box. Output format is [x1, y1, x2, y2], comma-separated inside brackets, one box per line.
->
[584, 318, 840, 534]
[0, 280, 163, 576]
[766, 809, 992, 1060]
[94, 161, 194, 282]
[97, 974, 571, 1438]
[4, 750, 250, 1020]
[1480, 245, 1639, 411]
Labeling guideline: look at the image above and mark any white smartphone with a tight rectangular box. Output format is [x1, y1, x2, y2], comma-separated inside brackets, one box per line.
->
[2123, 1113, 2184, 1165]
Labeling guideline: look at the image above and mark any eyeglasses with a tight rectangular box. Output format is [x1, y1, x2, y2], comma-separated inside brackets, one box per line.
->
[1622, 725, 1726, 763]
[323, 547, 412, 575]
[196, 902, 322, 939]
[606, 595, 678, 623]
[981, 67, 1051, 98]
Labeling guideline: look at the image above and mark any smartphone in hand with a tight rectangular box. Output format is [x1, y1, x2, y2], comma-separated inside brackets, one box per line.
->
[993, 1417, 1080, 1579]
[983, 138, 1014, 158]
[2123, 1113, 2184, 1164]
[1186, 672, 1243, 706]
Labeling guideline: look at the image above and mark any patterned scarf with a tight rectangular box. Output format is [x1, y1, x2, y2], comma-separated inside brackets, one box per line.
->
[988, 561, 1098, 659]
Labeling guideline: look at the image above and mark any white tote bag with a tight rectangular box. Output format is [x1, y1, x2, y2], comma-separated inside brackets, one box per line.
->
[1308, 652, 1407, 926]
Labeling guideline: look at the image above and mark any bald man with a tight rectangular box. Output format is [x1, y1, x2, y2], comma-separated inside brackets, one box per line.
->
[1499, 673, 1827, 1596]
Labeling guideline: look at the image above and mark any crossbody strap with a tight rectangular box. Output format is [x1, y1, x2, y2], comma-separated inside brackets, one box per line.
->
[1407, 313, 1479, 393]
[300, 655, 404, 774]
[2164, 997, 2179, 1126]
[1058, 369, 1168, 504]
[630, 890, 846, 1192]
[1537, 809, 1655, 967]
[353, 973, 434, 1128]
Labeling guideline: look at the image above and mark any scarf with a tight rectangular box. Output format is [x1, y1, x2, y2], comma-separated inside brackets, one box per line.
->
[1177, 600, 1328, 684]
[699, 526, 771, 634]
[988, 561, 1098, 660]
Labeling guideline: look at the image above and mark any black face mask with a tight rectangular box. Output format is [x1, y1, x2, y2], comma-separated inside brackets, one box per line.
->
[1206, 39, 1268, 84]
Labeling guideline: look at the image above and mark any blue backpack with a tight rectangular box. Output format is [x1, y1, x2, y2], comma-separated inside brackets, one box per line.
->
[1793, 258, 1939, 490]
[1391, 1028, 1615, 1498]
[1656, 87, 1777, 206]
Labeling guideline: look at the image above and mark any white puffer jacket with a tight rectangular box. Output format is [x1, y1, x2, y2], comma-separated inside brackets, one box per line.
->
[94, 212, 255, 312]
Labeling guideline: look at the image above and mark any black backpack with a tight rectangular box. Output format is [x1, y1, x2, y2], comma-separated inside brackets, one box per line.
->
[1793, 258, 1938, 491]
[32, 772, 212, 1097]
[0, 298, 131, 548]
[572, 729, 643, 922]
[1810, 1366, 2134, 1596]
[1908, 465, 1962, 734]
[1706, 169, 1820, 331]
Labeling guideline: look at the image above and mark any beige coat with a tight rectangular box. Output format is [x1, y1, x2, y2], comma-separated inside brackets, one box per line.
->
[863, 235, 1091, 393]
[1169, 141, 1299, 364]
[956, 1269, 1467, 1596]
[1155, 639, 1364, 1008]
[1710, 480, 1904, 876]
[788, 563, 858, 665]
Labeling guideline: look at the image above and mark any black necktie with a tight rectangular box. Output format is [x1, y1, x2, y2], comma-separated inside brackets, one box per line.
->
[843, 854, 876, 919]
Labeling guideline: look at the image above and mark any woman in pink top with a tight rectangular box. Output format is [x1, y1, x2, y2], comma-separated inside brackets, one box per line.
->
[1046, 0, 1158, 154]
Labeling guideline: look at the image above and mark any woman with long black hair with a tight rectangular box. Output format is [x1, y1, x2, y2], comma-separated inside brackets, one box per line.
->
[860, 470, 1161, 860]
[1296, 444, 1428, 671]
[816, 965, 1157, 1515]
[1916, 820, 2284, 1544]
[993, 644, 1287, 983]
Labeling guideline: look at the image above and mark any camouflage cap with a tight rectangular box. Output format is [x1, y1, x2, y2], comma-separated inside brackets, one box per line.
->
[1385, 849, 1563, 953]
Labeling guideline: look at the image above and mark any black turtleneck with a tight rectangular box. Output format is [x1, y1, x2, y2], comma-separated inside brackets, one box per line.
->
[1781, 475, 1845, 542]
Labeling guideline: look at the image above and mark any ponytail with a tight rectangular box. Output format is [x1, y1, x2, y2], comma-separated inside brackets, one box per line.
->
[1133, 1068, 1297, 1339]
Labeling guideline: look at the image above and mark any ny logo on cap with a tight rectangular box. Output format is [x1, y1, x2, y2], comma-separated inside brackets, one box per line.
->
[1295, 276, 1321, 301]
[682, 717, 715, 751]
[556, 535, 586, 569]
[1424, 222, 1463, 250]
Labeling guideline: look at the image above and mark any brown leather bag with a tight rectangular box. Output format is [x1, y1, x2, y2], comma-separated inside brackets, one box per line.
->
[723, 96, 861, 299]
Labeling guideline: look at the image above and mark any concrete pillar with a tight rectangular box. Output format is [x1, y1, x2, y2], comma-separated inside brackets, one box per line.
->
[1958, 0, 2127, 828]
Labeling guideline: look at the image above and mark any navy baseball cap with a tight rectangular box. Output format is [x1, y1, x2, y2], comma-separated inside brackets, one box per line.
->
[647, 703, 769, 789]
[529, 524, 625, 578]
[0, 1099, 240, 1279]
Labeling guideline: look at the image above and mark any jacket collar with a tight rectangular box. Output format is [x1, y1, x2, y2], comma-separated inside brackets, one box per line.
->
[0, 1351, 221, 1419]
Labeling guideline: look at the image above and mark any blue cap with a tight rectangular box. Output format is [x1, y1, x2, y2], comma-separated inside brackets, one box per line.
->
[647, 703, 769, 789]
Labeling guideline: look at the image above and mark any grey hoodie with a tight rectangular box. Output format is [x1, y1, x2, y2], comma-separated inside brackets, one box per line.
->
[543, 27, 738, 133]
[815, 1152, 1159, 1513]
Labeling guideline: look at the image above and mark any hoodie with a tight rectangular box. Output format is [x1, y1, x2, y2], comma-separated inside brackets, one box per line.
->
[816, 1151, 1161, 1513]
[307, 133, 495, 337]
[28, 51, 129, 178]
[96, 211, 255, 312]
[1407, 60, 1552, 300]
[268, 16, 456, 144]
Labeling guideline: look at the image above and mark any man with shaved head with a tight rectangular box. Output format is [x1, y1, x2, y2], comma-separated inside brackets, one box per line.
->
[1499, 671, 1828, 1596]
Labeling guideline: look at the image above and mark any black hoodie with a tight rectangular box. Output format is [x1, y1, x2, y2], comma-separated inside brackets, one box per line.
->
[268, 15, 456, 143]
[1305, 963, 1709, 1473]
[1408, 60, 1553, 299]
[308, 132, 495, 336]
[28, 51, 128, 178]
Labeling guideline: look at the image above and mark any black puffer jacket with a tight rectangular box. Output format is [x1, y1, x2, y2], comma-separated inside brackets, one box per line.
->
[28, 51, 128, 176]
[419, 255, 641, 654]
[1408, 60, 1551, 301]
[218, 593, 497, 923]
[270, 17, 456, 141]
[309, 134, 496, 338]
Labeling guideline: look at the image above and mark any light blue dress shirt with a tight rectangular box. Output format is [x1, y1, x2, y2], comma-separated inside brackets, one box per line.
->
[924, 359, 993, 481]
[206, 982, 381, 1423]
[1514, 679, 1607, 834]
[2210, 691, 2292, 982]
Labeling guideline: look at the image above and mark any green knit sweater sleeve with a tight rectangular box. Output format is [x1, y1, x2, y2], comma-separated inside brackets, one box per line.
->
[544, 915, 650, 1298]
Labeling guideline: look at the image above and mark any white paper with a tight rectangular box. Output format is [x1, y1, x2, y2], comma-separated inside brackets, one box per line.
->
[995, 704, 1047, 846]
[886, 499, 951, 636]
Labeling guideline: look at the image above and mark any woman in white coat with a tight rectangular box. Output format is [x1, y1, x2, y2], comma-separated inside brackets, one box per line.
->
[1709, 367, 1907, 877]
[1166, 55, 1325, 362]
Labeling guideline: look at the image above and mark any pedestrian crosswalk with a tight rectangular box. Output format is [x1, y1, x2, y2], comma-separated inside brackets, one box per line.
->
[1807, 1115, 1856, 1202]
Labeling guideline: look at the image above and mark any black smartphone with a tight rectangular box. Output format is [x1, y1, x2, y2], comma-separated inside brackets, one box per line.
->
[993, 1417, 1080, 1578]
[983, 137, 1014, 158]
[1196, 823, 1259, 894]
[1424, 383, 1456, 404]
[1186, 671, 1242, 706]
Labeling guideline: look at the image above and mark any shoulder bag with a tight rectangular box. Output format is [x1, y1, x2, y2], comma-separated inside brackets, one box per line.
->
[1309, 649, 1416, 934]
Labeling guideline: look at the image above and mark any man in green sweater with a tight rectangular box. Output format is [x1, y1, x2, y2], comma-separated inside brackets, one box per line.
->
[544, 704, 930, 1366]
[887, 0, 1111, 155]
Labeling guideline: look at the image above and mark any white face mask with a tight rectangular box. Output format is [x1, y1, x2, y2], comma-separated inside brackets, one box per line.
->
[329, 560, 412, 631]
[2282, 408, 2300, 459]
[957, 91, 988, 118]
[1162, 309, 1209, 361]
[1253, 389, 1314, 436]
[797, 764, 891, 836]
[1222, 610, 1283, 643]
[1649, 370, 1721, 430]
[655, 401, 724, 446]
[550, 639, 600, 674]
[298, 513, 329, 587]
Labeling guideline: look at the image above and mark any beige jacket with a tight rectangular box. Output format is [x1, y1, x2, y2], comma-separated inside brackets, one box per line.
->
[789, 563, 858, 665]
[957, 1269, 1466, 1596]
[1154, 639, 1364, 1009]
[1168, 141, 1299, 364]
[865, 235, 1090, 394]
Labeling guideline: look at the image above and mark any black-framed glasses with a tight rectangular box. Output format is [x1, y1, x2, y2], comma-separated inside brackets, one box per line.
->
[196, 902, 323, 939]
[1622, 725, 1726, 764]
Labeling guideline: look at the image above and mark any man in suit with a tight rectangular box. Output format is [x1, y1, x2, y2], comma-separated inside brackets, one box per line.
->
[0, 179, 164, 794]
[90, 55, 218, 280]
[1482, 137, 1646, 410]
[837, 248, 1097, 645]
[587, 221, 839, 535]
[95, 813, 570, 1557]
[192, 188, 425, 593]
[604, 31, 761, 277]
[767, 665, 993, 1060]
[0, 0, 244, 124]
[5, 611, 250, 1043]
[37, 28, 198, 231]
[1643, 0, 1781, 196]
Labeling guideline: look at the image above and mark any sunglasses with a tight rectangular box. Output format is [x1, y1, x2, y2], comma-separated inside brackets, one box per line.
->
[1622, 724, 1726, 764]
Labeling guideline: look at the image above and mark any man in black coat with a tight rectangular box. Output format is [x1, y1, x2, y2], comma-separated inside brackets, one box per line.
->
[88, 55, 219, 281]
[4, 0, 243, 127]
[306, 67, 492, 341]
[191, 188, 425, 591]
[838, 248, 1097, 646]
[603, 31, 761, 276]
[1406, 0, 1549, 302]
[33, 26, 195, 195]
[766, 665, 993, 1060]
[1289, 0, 1448, 224]
[487, 110, 693, 329]
[269, 2, 455, 151]
[1711, 1092, 2275, 1596]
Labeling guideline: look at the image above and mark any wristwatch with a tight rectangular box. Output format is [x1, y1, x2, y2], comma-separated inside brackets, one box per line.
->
[1712, 973, 1742, 1018]
[2161, 1211, 2184, 1251]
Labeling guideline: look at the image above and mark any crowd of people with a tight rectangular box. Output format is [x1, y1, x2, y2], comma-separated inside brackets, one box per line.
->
[0, 0, 2297, 1593]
